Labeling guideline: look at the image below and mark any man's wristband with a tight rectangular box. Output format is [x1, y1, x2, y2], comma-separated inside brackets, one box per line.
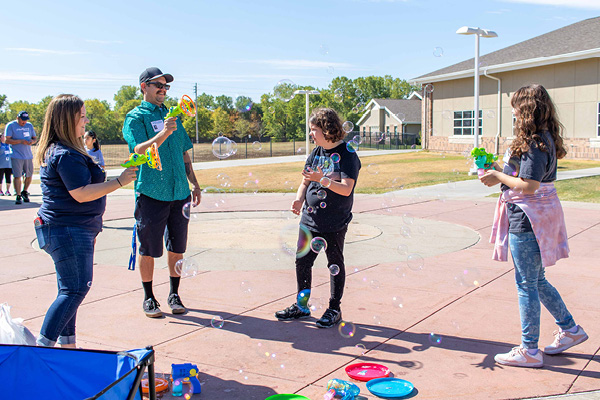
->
[116, 177, 122, 187]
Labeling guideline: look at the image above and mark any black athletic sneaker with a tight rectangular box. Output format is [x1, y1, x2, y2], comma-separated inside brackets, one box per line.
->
[275, 303, 311, 321]
[21, 190, 30, 203]
[168, 293, 186, 314]
[15, 195, 22, 205]
[316, 308, 342, 328]
[143, 298, 163, 318]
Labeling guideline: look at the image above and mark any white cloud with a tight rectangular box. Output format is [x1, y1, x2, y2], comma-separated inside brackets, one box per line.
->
[0, 71, 131, 83]
[5, 48, 89, 56]
[486, 8, 511, 14]
[239, 59, 354, 70]
[501, 0, 600, 9]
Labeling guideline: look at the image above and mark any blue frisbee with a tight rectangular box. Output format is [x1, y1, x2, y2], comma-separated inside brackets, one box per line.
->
[366, 377, 414, 398]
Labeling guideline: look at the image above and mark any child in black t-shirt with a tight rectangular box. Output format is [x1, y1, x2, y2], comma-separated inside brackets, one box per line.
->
[275, 108, 361, 328]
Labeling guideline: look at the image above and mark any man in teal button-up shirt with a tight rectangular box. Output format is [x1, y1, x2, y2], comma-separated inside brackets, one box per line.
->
[122, 67, 201, 318]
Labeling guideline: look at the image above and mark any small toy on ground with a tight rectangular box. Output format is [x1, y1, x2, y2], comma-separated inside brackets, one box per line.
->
[166, 95, 196, 119]
[324, 378, 360, 400]
[121, 142, 162, 171]
[345, 362, 390, 381]
[366, 377, 414, 398]
[471, 147, 498, 177]
[171, 363, 202, 395]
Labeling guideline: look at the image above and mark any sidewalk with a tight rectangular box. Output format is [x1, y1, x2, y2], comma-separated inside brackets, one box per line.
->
[0, 166, 598, 400]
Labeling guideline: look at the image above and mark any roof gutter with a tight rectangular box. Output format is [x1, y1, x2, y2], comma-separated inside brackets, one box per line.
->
[483, 70, 502, 155]
[410, 48, 600, 85]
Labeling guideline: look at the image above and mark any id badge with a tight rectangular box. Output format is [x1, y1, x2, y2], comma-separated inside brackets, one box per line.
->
[151, 119, 164, 133]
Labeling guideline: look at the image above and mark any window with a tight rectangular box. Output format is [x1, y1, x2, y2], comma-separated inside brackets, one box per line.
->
[453, 110, 482, 136]
[394, 126, 398, 134]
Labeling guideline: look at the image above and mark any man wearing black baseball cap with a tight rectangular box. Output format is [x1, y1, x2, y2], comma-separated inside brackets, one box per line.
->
[123, 67, 202, 318]
[4, 111, 37, 204]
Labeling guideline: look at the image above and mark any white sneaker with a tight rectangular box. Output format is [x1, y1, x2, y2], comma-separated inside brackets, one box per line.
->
[494, 346, 543, 368]
[544, 325, 588, 355]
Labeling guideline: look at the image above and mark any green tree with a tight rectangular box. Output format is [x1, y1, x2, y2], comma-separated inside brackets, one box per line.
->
[117, 99, 142, 120]
[211, 107, 233, 136]
[114, 85, 141, 111]
[85, 99, 121, 142]
[182, 107, 213, 141]
[215, 95, 233, 113]
[197, 93, 216, 110]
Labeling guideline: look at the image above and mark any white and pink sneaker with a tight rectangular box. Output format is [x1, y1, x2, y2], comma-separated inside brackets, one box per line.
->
[544, 326, 588, 355]
[495, 346, 543, 368]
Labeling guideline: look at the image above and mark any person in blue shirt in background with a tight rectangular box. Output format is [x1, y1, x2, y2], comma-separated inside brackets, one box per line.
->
[84, 130, 105, 169]
[4, 111, 37, 204]
[0, 132, 12, 196]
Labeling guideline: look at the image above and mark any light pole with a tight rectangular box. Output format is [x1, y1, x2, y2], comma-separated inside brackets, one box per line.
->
[456, 26, 497, 174]
[293, 89, 320, 157]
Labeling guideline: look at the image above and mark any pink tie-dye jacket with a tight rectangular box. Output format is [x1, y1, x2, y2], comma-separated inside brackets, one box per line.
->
[490, 182, 569, 267]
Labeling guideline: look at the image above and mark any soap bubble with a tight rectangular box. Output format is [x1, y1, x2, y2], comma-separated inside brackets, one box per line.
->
[331, 153, 341, 163]
[367, 164, 380, 175]
[252, 141, 262, 151]
[392, 295, 404, 309]
[181, 202, 197, 220]
[369, 279, 381, 290]
[355, 89, 363, 98]
[355, 343, 367, 355]
[400, 226, 411, 238]
[402, 213, 414, 225]
[235, 96, 253, 113]
[424, 83, 434, 94]
[352, 135, 363, 145]
[87, 281, 92, 288]
[317, 189, 327, 200]
[372, 315, 382, 325]
[320, 176, 332, 188]
[268, 106, 275, 114]
[243, 180, 259, 194]
[338, 321, 356, 338]
[382, 192, 398, 209]
[216, 173, 231, 188]
[280, 224, 312, 258]
[396, 112, 406, 122]
[306, 206, 315, 213]
[175, 258, 199, 278]
[429, 332, 442, 345]
[460, 268, 482, 287]
[201, 186, 226, 209]
[211, 315, 224, 329]
[327, 66, 335, 75]
[487, 110, 496, 119]
[342, 121, 354, 133]
[442, 110, 452, 120]
[319, 201, 327, 209]
[407, 254, 424, 271]
[329, 264, 340, 276]
[346, 140, 359, 153]
[310, 237, 327, 253]
[433, 47, 444, 57]
[397, 244, 408, 255]
[240, 281, 252, 294]
[319, 44, 329, 55]
[334, 88, 343, 103]
[212, 135, 233, 159]
[274, 79, 297, 102]
[230, 140, 238, 155]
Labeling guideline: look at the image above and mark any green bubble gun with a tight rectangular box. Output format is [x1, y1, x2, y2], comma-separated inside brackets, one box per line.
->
[121, 143, 162, 170]
[165, 95, 196, 119]
[471, 147, 498, 175]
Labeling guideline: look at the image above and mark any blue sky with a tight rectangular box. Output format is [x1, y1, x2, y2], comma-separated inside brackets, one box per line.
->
[1, 0, 597, 106]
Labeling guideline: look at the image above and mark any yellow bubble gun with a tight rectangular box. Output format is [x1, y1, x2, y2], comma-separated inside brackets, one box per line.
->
[121, 142, 162, 171]
[165, 95, 196, 119]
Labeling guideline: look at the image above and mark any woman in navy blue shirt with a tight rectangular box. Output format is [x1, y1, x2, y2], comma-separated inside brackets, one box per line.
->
[34, 94, 137, 348]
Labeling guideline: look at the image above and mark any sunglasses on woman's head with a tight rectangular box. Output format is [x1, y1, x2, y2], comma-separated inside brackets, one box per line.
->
[147, 82, 170, 90]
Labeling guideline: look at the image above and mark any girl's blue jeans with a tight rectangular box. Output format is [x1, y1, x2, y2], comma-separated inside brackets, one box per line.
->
[508, 231, 575, 349]
[35, 223, 97, 346]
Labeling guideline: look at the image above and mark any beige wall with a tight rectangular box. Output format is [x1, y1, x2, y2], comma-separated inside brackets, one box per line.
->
[426, 58, 600, 158]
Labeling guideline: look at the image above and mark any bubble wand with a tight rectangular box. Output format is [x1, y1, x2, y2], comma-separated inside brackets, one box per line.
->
[165, 95, 196, 119]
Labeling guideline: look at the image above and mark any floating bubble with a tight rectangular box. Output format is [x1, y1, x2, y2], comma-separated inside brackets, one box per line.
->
[424, 83, 434, 94]
[382, 192, 398, 209]
[329, 264, 340, 276]
[280, 224, 312, 258]
[394, 266, 407, 279]
[181, 202, 197, 220]
[274, 79, 297, 102]
[243, 180, 259, 194]
[327, 66, 335, 75]
[298, 289, 311, 311]
[319, 201, 327, 208]
[346, 140, 359, 153]
[235, 96, 253, 113]
[356, 101, 365, 109]
[334, 88, 343, 103]
[389, 177, 403, 190]
[252, 141, 262, 151]
[416, 225, 426, 234]
[460, 268, 482, 287]
[351, 106, 359, 114]
[487, 110, 496, 119]
[330, 153, 341, 163]
[397, 244, 408, 255]
[216, 173, 231, 188]
[211, 316, 224, 329]
[268, 106, 275, 114]
[212, 135, 233, 159]
[338, 321, 356, 338]
[319, 44, 329, 56]
[320, 176, 332, 188]
[372, 315, 382, 325]
[375, 131, 386, 143]
[429, 332, 442, 345]
[310, 237, 327, 253]
[352, 135, 363, 145]
[433, 46, 444, 57]
[396, 112, 406, 122]
[306, 206, 315, 213]
[355, 343, 367, 355]
[400, 226, 411, 238]
[369, 279, 381, 290]
[175, 258, 199, 278]
[407, 254, 424, 271]
[355, 89, 363, 98]
[506, 158, 520, 177]
[297, 147, 305, 154]
[367, 164, 380, 175]
[230, 140, 238, 155]
[392, 295, 404, 309]
[201, 186, 226, 209]
[87, 281, 92, 288]
[402, 214, 414, 225]
[442, 110, 452, 120]
[342, 121, 354, 133]
[240, 281, 252, 294]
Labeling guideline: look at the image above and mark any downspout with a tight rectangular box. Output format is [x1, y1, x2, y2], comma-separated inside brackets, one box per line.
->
[484, 70, 502, 155]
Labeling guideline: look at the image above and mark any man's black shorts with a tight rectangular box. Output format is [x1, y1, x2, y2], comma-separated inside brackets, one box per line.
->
[134, 193, 191, 258]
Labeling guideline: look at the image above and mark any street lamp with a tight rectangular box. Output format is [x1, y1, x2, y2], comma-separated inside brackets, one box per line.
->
[456, 26, 497, 174]
[293, 89, 320, 157]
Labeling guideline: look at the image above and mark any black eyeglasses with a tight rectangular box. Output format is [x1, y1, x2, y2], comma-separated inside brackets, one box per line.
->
[147, 82, 170, 90]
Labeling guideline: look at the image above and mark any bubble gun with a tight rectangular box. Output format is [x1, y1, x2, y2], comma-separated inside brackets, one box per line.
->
[470, 147, 498, 177]
[324, 379, 360, 400]
[121, 142, 162, 171]
[165, 95, 196, 119]
[171, 363, 202, 395]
